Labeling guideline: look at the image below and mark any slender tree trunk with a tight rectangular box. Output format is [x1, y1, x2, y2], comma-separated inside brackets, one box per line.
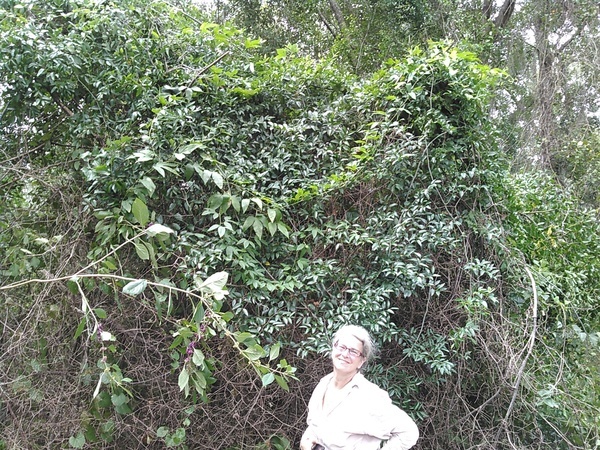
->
[328, 0, 345, 29]
[494, 0, 517, 28]
[482, 0, 493, 20]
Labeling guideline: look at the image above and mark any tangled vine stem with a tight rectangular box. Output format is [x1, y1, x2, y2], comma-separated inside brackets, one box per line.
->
[0, 227, 293, 382]
[496, 266, 539, 446]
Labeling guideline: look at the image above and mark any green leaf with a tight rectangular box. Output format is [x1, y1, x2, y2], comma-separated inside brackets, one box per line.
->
[192, 371, 207, 391]
[235, 332, 254, 343]
[275, 375, 289, 391]
[147, 223, 174, 237]
[94, 308, 107, 319]
[178, 368, 190, 392]
[192, 302, 205, 324]
[139, 177, 156, 197]
[243, 344, 265, 361]
[244, 37, 262, 49]
[252, 219, 263, 239]
[231, 195, 241, 212]
[267, 208, 277, 222]
[114, 402, 132, 415]
[241, 198, 250, 213]
[211, 171, 224, 189]
[269, 342, 281, 361]
[123, 279, 148, 296]
[197, 271, 228, 293]
[153, 162, 179, 176]
[69, 432, 86, 449]
[73, 318, 86, 340]
[132, 198, 149, 227]
[156, 426, 169, 438]
[277, 222, 289, 238]
[134, 240, 150, 260]
[192, 349, 205, 367]
[111, 392, 129, 407]
[251, 197, 263, 210]
[261, 372, 275, 387]
[242, 215, 255, 231]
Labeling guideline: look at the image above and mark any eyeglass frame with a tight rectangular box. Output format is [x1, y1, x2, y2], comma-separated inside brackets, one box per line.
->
[333, 341, 363, 358]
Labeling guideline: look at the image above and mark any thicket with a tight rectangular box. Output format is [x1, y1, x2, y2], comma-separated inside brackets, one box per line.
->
[1, 1, 599, 449]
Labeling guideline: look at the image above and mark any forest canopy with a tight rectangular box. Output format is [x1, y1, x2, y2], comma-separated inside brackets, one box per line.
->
[1, 0, 599, 449]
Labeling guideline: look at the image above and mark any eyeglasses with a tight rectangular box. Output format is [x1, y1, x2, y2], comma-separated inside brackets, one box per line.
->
[334, 342, 363, 358]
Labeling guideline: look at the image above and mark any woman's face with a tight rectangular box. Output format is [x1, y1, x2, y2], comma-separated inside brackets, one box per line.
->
[331, 333, 365, 373]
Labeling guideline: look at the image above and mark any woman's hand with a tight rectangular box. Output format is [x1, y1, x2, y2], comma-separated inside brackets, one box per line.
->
[299, 432, 317, 450]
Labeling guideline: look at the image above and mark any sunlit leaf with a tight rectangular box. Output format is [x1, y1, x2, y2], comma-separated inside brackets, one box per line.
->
[147, 223, 175, 237]
[261, 372, 275, 387]
[123, 279, 148, 296]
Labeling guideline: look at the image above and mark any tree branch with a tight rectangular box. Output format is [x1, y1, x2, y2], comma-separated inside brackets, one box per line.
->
[187, 51, 231, 87]
[318, 9, 338, 38]
[494, 0, 516, 28]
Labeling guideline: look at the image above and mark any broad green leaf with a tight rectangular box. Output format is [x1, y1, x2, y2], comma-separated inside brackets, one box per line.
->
[132, 198, 149, 227]
[244, 37, 262, 49]
[243, 344, 265, 361]
[241, 198, 250, 212]
[261, 372, 275, 387]
[211, 171, 224, 189]
[69, 432, 86, 449]
[231, 195, 241, 212]
[252, 218, 263, 239]
[156, 426, 169, 438]
[139, 177, 156, 197]
[192, 371, 207, 391]
[275, 375, 289, 391]
[115, 402, 132, 415]
[269, 342, 281, 361]
[178, 368, 190, 391]
[147, 223, 174, 237]
[111, 392, 129, 407]
[197, 271, 228, 292]
[277, 222, 290, 238]
[251, 197, 263, 210]
[200, 169, 211, 184]
[153, 162, 179, 177]
[123, 279, 148, 296]
[192, 349, 205, 367]
[192, 302, 205, 324]
[242, 215, 255, 231]
[235, 332, 254, 343]
[134, 240, 150, 260]
[267, 208, 277, 222]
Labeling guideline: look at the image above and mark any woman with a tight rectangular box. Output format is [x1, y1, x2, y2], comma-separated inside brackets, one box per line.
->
[300, 325, 419, 450]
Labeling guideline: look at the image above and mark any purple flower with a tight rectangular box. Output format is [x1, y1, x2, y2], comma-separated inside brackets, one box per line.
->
[186, 341, 196, 357]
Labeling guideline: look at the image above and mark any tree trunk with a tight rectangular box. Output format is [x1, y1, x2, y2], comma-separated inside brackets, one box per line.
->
[494, 0, 517, 28]
[328, 0, 345, 29]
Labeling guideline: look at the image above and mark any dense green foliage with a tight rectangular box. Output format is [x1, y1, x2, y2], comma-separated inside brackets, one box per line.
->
[1, 0, 599, 449]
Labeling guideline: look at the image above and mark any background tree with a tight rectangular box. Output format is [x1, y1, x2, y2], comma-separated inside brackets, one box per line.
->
[214, 0, 600, 200]
[213, 0, 435, 72]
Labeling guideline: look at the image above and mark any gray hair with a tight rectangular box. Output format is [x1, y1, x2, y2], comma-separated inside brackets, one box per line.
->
[332, 324, 377, 364]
